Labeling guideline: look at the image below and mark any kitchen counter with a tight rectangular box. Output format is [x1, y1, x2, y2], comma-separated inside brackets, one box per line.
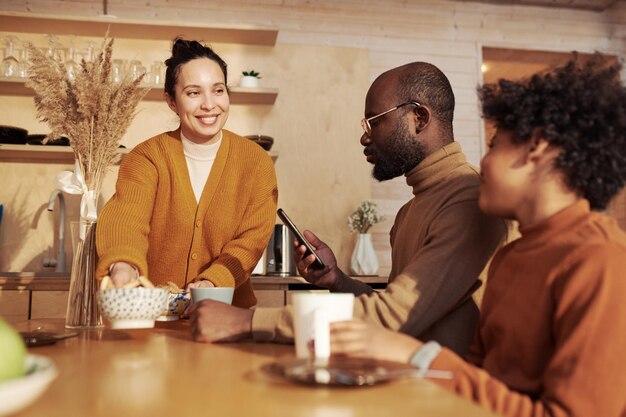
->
[0, 272, 387, 291]
[0, 273, 388, 323]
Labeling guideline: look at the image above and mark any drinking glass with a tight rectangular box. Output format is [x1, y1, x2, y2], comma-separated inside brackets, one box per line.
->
[111, 59, 126, 84]
[129, 59, 146, 81]
[65, 47, 80, 81]
[150, 61, 165, 86]
[17, 45, 30, 78]
[2, 36, 19, 77]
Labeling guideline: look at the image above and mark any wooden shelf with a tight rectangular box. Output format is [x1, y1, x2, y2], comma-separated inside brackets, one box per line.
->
[0, 11, 278, 46]
[0, 144, 129, 164]
[0, 77, 278, 105]
[0, 143, 277, 164]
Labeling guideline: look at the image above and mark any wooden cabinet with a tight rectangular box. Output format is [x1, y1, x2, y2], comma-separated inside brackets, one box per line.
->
[0, 274, 388, 316]
[30, 291, 69, 320]
[0, 289, 29, 324]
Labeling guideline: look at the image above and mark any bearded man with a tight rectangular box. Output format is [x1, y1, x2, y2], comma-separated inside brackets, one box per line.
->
[190, 62, 507, 355]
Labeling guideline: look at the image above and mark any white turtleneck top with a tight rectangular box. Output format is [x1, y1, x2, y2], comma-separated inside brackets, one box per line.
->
[181, 131, 222, 203]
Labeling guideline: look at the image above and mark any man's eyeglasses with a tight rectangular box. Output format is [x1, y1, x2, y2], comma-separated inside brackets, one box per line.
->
[361, 100, 421, 136]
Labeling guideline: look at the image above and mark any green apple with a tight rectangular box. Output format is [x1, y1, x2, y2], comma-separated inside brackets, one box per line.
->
[0, 318, 26, 381]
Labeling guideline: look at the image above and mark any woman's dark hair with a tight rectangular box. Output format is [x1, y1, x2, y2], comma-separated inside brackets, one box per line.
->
[479, 53, 626, 210]
[164, 38, 228, 98]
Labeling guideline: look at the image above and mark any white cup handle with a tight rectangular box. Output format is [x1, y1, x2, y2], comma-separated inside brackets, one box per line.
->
[313, 309, 330, 359]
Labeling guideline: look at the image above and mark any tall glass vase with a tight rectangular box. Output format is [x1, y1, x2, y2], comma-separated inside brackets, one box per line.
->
[66, 219, 103, 328]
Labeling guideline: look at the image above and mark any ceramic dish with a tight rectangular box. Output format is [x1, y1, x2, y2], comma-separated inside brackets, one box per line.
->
[20, 331, 78, 347]
[157, 291, 191, 321]
[0, 354, 58, 416]
[244, 135, 274, 151]
[97, 287, 168, 329]
[262, 357, 422, 386]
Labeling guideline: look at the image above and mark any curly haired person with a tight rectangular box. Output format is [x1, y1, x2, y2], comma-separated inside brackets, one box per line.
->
[329, 54, 626, 417]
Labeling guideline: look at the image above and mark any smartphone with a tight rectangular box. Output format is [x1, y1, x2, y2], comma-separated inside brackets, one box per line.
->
[276, 208, 326, 270]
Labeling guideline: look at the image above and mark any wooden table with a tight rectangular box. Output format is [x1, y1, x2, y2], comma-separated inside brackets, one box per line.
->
[12, 319, 497, 417]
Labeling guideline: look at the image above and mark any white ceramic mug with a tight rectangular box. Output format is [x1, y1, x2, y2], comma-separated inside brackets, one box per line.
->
[292, 293, 354, 359]
[190, 287, 234, 305]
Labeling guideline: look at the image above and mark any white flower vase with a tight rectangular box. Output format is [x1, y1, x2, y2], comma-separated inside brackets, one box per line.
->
[350, 233, 379, 276]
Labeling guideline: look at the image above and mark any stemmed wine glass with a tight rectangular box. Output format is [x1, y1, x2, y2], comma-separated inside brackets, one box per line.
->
[65, 37, 80, 81]
[2, 35, 19, 77]
[17, 46, 30, 78]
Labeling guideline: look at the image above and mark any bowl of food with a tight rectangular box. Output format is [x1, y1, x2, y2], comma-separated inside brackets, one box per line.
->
[244, 135, 274, 151]
[97, 276, 168, 329]
[0, 354, 57, 416]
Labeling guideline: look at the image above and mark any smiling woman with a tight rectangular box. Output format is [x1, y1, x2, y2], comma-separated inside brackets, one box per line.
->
[95, 38, 278, 308]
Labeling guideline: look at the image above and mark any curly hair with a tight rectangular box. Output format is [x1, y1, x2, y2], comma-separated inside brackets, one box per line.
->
[479, 54, 626, 210]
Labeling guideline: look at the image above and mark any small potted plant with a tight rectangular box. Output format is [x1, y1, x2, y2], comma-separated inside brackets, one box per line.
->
[239, 70, 261, 88]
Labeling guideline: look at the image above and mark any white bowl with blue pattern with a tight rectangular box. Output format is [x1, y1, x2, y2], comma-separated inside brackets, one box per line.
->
[97, 287, 168, 329]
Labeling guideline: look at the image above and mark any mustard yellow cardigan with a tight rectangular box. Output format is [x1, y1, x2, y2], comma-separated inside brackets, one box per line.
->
[96, 129, 278, 307]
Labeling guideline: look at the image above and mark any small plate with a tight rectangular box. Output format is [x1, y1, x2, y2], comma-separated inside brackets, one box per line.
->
[262, 357, 422, 386]
[20, 331, 78, 347]
[0, 354, 58, 416]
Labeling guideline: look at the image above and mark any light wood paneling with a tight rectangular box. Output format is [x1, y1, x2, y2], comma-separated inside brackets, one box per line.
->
[0, 289, 29, 324]
[31, 290, 68, 319]
[0, 41, 370, 273]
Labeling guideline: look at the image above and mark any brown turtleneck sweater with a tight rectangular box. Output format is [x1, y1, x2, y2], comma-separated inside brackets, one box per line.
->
[252, 142, 507, 353]
[431, 200, 626, 417]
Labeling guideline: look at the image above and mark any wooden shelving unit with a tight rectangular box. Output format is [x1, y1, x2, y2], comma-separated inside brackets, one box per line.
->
[0, 12, 278, 46]
[0, 12, 280, 162]
[0, 143, 278, 163]
[0, 144, 129, 164]
[0, 12, 279, 104]
[0, 77, 278, 105]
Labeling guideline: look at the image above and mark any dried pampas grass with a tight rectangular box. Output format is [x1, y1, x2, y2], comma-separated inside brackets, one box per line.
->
[26, 36, 148, 195]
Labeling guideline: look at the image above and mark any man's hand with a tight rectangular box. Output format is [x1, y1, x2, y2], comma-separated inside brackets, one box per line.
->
[330, 320, 422, 363]
[295, 230, 343, 290]
[110, 262, 138, 288]
[189, 299, 253, 343]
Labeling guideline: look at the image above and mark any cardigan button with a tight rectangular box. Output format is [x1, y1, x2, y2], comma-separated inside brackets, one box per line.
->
[191, 253, 198, 260]
[195, 220, 201, 227]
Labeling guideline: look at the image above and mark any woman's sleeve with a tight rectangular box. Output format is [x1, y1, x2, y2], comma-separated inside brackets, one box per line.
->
[430, 244, 626, 417]
[96, 148, 158, 279]
[196, 153, 278, 288]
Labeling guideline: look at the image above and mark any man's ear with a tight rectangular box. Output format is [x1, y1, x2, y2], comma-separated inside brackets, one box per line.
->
[414, 105, 431, 132]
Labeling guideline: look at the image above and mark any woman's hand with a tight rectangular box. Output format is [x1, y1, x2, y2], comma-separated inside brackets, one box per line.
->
[330, 320, 422, 364]
[187, 279, 216, 289]
[109, 262, 138, 288]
